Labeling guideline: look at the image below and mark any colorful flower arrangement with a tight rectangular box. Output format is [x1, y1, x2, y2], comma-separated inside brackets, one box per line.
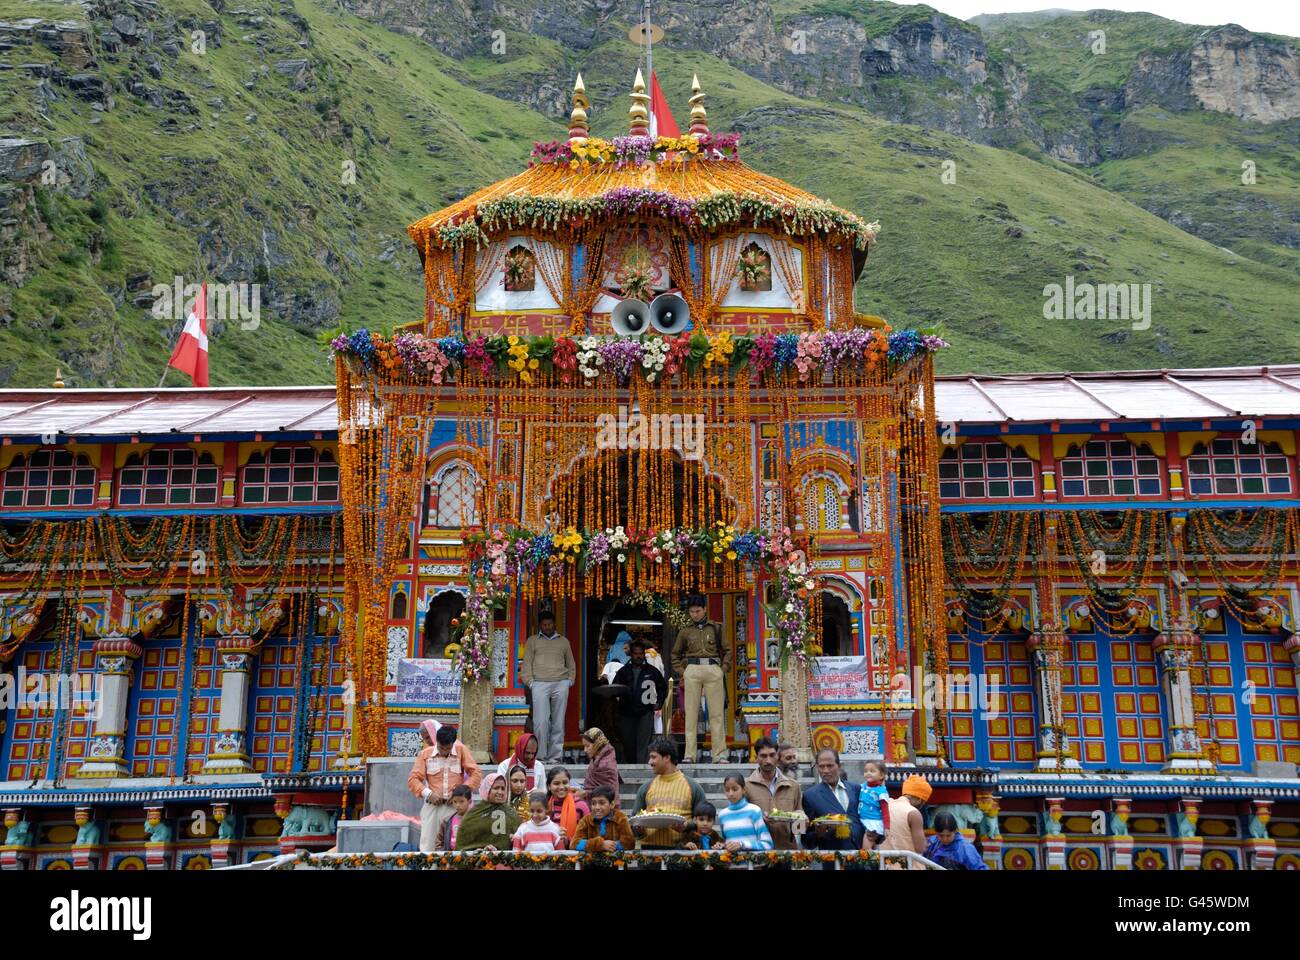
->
[452, 521, 820, 679]
[440, 192, 881, 251]
[331, 328, 947, 386]
[529, 133, 742, 169]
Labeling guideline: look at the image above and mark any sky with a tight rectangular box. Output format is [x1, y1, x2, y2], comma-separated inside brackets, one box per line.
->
[930, 1, 1300, 38]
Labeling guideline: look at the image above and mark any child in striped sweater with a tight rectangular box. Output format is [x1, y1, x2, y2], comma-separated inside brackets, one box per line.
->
[718, 774, 775, 852]
[512, 792, 566, 853]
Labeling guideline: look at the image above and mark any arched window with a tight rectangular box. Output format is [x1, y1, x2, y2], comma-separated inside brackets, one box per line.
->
[1185, 438, 1291, 497]
[427, 461, 481, 528]
[939, 441, 1036, 501]
[737, 241, 772, 292]
[802, 474, 845, 531]
[117, 447, 218, 506]
[503, 245, 536, 292]
[2, 448, 96, 508]
[1058, 439, 1161, 499]
[391, 590, 408, 621]
[241, 445, 339, 505]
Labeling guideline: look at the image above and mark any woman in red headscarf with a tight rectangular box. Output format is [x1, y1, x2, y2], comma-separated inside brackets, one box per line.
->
[494, 731, 546, 791]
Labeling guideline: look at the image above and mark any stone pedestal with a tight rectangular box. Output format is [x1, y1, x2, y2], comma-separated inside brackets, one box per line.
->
[75, 636, 142, 779]
[362, 757, 424, 819]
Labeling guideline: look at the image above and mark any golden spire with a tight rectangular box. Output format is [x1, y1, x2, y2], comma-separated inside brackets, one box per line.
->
[628, 68, 650, 137]
[53, 367, 65, 389]
[567, 73, 590, 142]
[688, 74, 709, 136]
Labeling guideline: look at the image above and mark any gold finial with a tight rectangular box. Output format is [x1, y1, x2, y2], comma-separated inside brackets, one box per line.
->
[53, 367, 65, 389]
[568, 73, 590, 142]
[688, 74, 708, 135]
[628, 68, 650, 137]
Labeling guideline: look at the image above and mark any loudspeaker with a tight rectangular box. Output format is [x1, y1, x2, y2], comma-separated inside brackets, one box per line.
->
[649, 292, 690, 335]
[610, 297, 651, 337]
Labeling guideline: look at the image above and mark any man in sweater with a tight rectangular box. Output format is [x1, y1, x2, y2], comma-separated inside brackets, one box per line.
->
[521, 610, 576, 763]
[631, 737, 706, 849]
[743, 736, 803, 849]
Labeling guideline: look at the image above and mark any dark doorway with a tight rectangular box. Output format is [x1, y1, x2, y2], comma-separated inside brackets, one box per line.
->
[821, 591, 852, 657]
[423, 591, 466, 658]
[583, 594, 678, 762]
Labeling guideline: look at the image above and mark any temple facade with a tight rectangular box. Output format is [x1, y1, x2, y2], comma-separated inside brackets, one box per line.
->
[0, 74, 1297, 870]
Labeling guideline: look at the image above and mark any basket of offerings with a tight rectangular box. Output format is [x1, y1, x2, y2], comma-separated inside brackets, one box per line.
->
[810, 813, 852, 839]
[629, 809, 687, 831]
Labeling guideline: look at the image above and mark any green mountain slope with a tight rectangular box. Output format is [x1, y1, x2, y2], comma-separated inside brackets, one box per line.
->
[0, 0, 1296, 388]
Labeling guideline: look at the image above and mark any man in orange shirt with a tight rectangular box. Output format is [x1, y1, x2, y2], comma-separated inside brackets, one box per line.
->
[408, 721, 482, 851]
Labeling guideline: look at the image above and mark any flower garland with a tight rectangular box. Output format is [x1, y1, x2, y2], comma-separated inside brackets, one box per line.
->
[279, 848, 879, 871]
[331, 328, 947, 387]
[529, 133, 742, 169]
[451, 190, 880, 251]
[451, 522, 817, 680]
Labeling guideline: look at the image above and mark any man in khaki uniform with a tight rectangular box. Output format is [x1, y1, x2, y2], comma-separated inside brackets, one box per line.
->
[670, 594, 731, 763]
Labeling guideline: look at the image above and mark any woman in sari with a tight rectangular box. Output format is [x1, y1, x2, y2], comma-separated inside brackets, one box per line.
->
[506, 763, 532, 820]
[456, 773, 521, 851]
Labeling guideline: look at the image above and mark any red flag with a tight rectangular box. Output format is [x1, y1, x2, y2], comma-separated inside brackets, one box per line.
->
[168, 282, 209, 387]
[649, 71, 680, 139]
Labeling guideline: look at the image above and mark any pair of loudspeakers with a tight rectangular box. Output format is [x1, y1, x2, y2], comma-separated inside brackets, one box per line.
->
[610, 292, 690, 337]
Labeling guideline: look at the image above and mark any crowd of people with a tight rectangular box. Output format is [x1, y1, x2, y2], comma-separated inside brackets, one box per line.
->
[406, 720, 986, 868]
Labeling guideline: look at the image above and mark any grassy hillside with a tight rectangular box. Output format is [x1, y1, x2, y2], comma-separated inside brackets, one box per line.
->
[0, 0, 1297, 388]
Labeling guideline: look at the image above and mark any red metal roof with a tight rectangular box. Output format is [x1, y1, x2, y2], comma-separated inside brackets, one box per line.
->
[0, 365, 1295, 437]
[0, 386, 337, 438]
[934, 365, 1300, 425]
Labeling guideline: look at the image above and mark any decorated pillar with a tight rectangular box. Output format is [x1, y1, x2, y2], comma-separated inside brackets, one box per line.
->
[201, 633, 260, 775]
[1108, 797, 1133, 869]
[1030, 517, 1079, 771]
[1284, 634, 1300, 701]
[458, 677, 495, 763]
[71, 805, 102, 870]
[75, 634, 143, 779]
[1041, 796, 1066, 869]
[778, 655, 813, 762]
[974, 790, 1002, 869]
[0, 808, 34, 870]
[143, 806, 173, 870]
[1157, 514, 1214, 773]
[1174, 796, 1203, 870]
[210, 802, 237, 868]
[1246, 799, 1275, 871]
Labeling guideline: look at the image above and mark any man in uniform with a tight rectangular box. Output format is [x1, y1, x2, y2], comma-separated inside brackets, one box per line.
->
[670, 594, 732, 764]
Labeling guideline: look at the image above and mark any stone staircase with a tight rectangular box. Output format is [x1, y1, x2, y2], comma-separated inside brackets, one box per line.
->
[335, 757, 759, 853]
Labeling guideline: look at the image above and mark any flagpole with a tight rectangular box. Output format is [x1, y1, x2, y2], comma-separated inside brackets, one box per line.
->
[644, 0, 653, 132]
